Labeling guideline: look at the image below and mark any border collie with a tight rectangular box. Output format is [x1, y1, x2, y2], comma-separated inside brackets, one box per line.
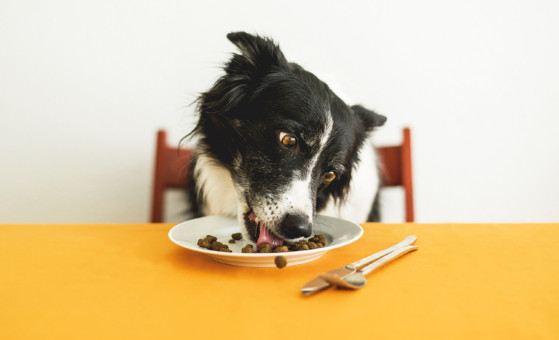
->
[188, 32, 386, 247]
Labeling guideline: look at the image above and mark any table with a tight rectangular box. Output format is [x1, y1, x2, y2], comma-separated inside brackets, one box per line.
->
[1, 223, 558, 339]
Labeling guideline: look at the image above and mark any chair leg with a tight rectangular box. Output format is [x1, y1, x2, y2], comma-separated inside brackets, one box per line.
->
[402, 127, 414, 222]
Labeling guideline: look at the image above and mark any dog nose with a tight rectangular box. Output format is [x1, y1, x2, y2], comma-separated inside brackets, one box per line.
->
[281, 214, 312, 239]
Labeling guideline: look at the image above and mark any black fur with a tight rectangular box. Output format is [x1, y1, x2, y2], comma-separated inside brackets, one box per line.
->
[187, 32, 385, 242]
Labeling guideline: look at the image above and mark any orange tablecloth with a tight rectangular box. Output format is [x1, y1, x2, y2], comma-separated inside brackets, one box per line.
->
[1, 223, 558, 339]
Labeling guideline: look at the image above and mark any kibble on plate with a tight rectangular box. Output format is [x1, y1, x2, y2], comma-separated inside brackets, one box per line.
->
[195, 235, 233, 253]
[205, 235, 217, 243]
[273, 245, 289, 252]
[242, 244, 255, 253]
[197, 239, 211, 249]
[197, 234, 327, 255]
[257, 242, 272, 253]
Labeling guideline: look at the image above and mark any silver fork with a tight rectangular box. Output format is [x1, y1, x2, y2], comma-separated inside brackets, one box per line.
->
[301, 235, 418, 294]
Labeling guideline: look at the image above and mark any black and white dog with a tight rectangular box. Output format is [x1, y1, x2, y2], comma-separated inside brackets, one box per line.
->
[188, 32, 386, 247]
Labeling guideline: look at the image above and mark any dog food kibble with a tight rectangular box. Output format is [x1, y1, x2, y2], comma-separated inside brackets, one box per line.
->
[242, 244, 255, 253]
[205, 235, 217, 243]
[210, 241, 224, 251]
[275, 256, 288, 269]
[309, 234, 326, 244]
[196, 235, 233, 252]
[273, 245, 289, 253]
[197, 234, 327, 258]
[298, 243, 310, 251]
[257, 242, 272, 253]
[197, 239, 212, 249]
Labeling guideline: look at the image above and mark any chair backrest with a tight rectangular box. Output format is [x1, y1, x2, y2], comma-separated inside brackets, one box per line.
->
[150, 130, 193, 223]
[376, 127, 414, 222]
[150, 128, 414, 223]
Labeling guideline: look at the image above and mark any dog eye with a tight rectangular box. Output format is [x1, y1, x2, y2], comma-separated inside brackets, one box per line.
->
[322, 171, 336, 183]
[279, 132, 297, 148]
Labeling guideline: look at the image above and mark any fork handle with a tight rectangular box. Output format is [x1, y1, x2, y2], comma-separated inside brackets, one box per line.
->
[352, 235, 417, 270]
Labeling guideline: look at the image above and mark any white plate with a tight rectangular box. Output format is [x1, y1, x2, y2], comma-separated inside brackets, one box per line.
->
[168, 215, 363, 267]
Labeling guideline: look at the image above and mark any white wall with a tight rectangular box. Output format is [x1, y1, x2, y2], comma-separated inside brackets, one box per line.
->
[1, 0, 558, 223]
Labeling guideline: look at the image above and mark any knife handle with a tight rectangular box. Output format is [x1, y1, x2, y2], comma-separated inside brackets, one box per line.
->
[359, 245, 418, 276]
[352, 235, 417, 270]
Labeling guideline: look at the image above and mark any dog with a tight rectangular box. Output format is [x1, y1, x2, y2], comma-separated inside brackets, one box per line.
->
[187, 32, 386, 247]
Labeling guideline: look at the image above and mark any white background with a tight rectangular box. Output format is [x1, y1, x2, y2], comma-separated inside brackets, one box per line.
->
[1, 0, 558, 223]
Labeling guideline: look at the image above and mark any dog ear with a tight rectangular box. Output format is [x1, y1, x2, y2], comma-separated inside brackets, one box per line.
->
[226, 32, 288, 72]
[198, 32, 288, 117]
[351, 105, 387, 130]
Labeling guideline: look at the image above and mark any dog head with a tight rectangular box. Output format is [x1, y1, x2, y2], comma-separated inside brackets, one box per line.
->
[194, 32, 386, 246]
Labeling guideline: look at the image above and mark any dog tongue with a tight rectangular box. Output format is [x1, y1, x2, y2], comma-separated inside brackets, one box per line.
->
[257, 222, 284, 248]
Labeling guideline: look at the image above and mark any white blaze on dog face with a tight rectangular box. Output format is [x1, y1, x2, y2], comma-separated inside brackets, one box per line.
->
[280, 177, 313, 220]
[277, 111, 334, 222]
[240, 110, 335, 241]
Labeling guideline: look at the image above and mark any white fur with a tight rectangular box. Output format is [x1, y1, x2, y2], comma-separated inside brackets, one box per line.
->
[193, 153, 238, 217]
[280, 177, 314, 219]
[319, 134, 379, 223]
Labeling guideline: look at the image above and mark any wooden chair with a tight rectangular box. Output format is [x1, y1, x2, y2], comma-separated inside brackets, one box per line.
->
[150, 130, 193, 223]
[150, 128, 414, 223]
[376, 127, 414, 222]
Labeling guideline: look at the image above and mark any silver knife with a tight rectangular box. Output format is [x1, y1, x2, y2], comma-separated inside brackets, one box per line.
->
[301, 235, 417, 295]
